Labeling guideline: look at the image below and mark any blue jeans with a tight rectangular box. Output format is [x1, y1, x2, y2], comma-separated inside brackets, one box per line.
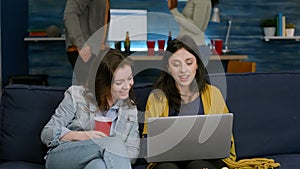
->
[45, 137, 132, 169]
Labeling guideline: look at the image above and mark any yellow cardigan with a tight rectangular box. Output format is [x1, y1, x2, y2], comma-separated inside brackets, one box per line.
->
[142, 84, 237, 169]
[142, 84, 280, 169]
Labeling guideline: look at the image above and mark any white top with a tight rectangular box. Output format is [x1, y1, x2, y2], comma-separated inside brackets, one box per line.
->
[170, 0, 212, 45]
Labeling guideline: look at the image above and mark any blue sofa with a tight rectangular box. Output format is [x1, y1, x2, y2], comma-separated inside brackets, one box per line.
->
[1, 72, 300, 169]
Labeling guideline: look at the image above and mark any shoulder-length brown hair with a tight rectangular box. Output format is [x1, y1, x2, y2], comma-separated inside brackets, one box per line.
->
[86, 48, 134, 112]
[153, 35, 208, 112]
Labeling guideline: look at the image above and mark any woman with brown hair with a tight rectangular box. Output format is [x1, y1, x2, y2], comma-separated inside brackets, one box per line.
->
[41, 49, 140, 169]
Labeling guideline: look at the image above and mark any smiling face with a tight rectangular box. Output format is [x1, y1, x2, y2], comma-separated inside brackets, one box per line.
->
[110, 64, 134, 102]
[168, 48, 198, 88]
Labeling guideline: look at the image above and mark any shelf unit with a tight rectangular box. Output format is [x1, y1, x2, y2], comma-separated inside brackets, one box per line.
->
[24, 37, 66, 42]
[264, 36, 300, 41]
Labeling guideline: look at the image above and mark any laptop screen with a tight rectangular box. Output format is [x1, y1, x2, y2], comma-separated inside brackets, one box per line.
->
[146, 114, 233, 162]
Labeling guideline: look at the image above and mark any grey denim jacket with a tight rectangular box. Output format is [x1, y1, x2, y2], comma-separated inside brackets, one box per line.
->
[40, 85, 140, 163]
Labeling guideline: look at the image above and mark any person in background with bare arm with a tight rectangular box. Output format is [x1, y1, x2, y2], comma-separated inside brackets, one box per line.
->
[168, 0, 219, 66]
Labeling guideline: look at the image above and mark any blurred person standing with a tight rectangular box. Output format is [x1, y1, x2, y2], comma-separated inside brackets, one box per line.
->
[64, 0, 110, 84]
[168, 0, 219, 66]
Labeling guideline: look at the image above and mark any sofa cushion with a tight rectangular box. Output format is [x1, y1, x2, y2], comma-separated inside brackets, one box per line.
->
[133, 83, 153, 137]
[265, 154, 300, 169]
[0, 161, 44, 169]
[210, 72, 300, 159]
[0, 84, 66, 164]
[132, 164, 147, 169]
[133, 83, 153, 112]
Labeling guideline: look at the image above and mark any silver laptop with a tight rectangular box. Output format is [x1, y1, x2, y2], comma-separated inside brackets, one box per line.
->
[146, 113, 233, 162]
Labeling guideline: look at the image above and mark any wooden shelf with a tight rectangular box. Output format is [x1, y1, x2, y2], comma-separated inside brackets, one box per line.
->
[264, 36, 300, 41]
[24, 37, 65, 42]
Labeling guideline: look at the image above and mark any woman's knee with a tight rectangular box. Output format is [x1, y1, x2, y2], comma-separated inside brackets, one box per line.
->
[84, 159, 106, 169]
[93, 137, 128, 156]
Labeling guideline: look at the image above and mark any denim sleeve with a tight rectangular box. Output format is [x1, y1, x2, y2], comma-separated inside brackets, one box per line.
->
[126, 121, 140, 164]
[40, 86, 79, 147]
[114, 105, 140, 164]
[125, 108, 140, 164]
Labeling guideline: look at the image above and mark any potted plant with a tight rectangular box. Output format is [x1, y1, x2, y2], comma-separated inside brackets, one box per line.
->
[286, 23, 296, 37]
[260, 18, 276, 36]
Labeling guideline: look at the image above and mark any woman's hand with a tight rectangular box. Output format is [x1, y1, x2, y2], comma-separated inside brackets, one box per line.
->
[78, 45, 92, 63]
[61, 130, 108, 141]
[84, 131, 108, 140]
[168, 0, 178, 10]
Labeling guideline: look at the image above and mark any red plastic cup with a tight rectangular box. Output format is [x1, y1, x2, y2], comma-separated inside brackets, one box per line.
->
[157, 40, 165, 54]
[211, 39, 223, 55]
[147, 40, 155, 56]
[94, 116, 113, 136]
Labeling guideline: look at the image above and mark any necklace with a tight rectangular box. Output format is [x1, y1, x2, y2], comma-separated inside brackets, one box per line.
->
[181, 92, 199, 104]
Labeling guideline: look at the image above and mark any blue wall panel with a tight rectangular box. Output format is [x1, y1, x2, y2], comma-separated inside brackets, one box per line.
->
[1, 0, 28, 86]
[23, 0, 300, 86]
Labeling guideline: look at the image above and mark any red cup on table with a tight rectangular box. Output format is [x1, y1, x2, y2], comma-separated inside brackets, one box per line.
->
[211, 39, 223, 55]
[94, 116, 113, 136]
[157, 39, 165, 54]
[147, 40, 156, 56]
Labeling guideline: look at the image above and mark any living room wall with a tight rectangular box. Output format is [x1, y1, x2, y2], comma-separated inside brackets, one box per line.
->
[1, 0, 300, 87]
[1, 0, 28, 87]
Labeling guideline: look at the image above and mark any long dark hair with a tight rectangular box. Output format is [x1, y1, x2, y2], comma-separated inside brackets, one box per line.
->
[153, 35, 208, 112]
[86, 48, 134, 111]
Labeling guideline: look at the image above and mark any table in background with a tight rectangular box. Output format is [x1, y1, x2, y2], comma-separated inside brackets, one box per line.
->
[128, 51, 248, 83]
[128, 51, 248, 72]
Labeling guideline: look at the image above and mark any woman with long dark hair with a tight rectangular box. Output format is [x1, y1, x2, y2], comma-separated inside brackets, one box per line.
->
[143, 35, 236, 169]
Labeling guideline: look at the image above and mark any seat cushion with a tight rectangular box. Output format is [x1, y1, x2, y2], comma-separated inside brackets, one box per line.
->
[0, 84, 66, 164]
[132, 164, 147, 169]
[265, 154, 300, 169]
[0, 161, 44, 169]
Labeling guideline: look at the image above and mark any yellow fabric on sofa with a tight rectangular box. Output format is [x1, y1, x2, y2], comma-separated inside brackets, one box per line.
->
[223, 157, 280, 169]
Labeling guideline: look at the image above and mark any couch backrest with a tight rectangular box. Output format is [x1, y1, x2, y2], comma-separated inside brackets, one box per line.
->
[209, 72, 300, 160]
[132, 83, 153, 138]
[134, 72, 300, 159]
[0, 85, 66, 164]
[0, 83, 152, 164]
[1, 72, 300, 163]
